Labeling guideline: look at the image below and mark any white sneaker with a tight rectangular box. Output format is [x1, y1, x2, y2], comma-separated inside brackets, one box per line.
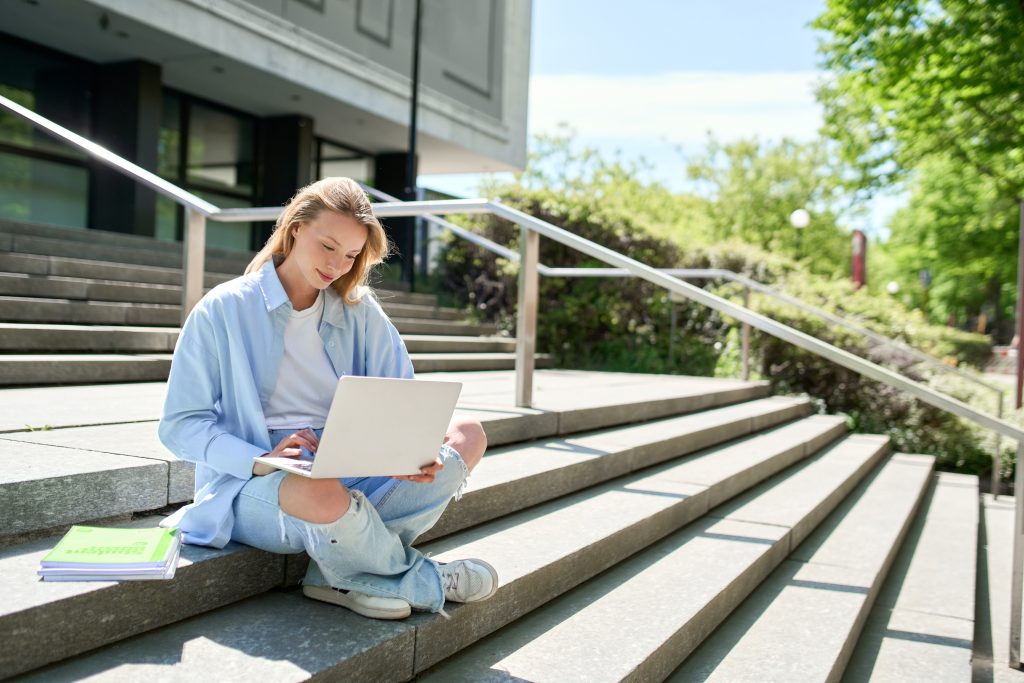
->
[302, 584, 411, 620]
[438, 558, 499, 603]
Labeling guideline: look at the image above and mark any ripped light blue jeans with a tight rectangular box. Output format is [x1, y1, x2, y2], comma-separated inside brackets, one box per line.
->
[230, 427, 469, 613]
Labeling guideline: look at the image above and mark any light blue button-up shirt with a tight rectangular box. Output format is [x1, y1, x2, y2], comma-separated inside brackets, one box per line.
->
[158, 254, 414, 547]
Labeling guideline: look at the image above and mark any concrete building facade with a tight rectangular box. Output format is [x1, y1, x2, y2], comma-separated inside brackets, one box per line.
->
[0, 0, 531, 263]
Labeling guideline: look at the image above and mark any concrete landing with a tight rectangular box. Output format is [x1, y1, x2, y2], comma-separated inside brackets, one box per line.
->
[0, 369, 766, 435]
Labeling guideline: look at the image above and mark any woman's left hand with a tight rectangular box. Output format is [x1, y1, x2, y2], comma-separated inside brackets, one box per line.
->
[392, 457, 443, 484]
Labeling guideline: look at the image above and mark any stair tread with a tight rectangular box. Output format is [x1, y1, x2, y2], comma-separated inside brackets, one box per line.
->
[0, 295, 179, 310]
[0, 396, 815, 544]
[0, 354, 174, 361]
[426, 405, 832, 542]
[0, 322, 181, 333]
[0, 405, 845, 678]
[842, 471, 978, 682]
[670, 452, 934, 682]
[0, 252, 433, 304]
[420, 435, 890, 682]
[0, 291, 463, 317]
[0, 370, 766, 436]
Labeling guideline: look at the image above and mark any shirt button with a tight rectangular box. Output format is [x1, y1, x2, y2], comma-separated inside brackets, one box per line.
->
[327, 342, 334, 348]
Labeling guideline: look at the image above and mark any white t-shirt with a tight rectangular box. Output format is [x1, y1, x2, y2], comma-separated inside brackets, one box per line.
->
[263, 290, 337, 429]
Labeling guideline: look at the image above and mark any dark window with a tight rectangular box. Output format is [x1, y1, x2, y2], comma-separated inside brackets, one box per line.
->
[317, 138, 371, 183]
[157, 89, 257, 250]
[0, 36, 91, 229]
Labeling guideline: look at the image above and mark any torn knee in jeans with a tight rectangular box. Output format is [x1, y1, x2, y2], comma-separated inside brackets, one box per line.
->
[279, 490, 365, 551]
[440, 443, 470, 501]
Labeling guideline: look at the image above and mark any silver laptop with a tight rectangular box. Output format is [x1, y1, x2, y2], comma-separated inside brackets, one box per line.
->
[254, 376, 463, 478]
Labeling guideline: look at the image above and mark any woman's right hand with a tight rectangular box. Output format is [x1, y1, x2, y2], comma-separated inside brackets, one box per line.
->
[252, 428, 320, 476]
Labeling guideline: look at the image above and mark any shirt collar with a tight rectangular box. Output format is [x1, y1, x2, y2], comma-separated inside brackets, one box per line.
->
[255, 253, 348, 326]
[255, 254, 290, 312]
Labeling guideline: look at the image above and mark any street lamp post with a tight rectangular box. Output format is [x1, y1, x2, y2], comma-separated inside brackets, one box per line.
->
[790, 208, 810, 261]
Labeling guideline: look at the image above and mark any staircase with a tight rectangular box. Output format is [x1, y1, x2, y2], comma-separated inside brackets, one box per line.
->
[0, 361, 977, 680]
[0, 219, 981, 681]
[0, 218, 547, 386]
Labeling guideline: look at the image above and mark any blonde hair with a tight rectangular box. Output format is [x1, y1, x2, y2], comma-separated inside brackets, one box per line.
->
[245, 177, 390, 304]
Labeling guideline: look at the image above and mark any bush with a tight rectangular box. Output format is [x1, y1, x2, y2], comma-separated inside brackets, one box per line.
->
[751, 300, 996, 474]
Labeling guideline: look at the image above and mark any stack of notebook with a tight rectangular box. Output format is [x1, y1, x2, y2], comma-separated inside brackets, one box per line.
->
[38, 525, 182, 582]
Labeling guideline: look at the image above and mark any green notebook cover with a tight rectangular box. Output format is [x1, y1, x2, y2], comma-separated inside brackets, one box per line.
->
[41, 526, 178, 569]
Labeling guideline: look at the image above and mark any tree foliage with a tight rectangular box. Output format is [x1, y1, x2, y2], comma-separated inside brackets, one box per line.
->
[815, 0, 1024, 198]
[684, 136, 854, 277]
[495, 125, 712, 245]
[872, 155, 1019, 333]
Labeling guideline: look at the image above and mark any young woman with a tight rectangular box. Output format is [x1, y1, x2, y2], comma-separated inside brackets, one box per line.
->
[158, 177, 496, 620]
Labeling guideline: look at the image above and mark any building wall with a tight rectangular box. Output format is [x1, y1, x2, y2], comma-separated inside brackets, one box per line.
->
[81, 0, 531, 173]
[0, 0, 532, 258]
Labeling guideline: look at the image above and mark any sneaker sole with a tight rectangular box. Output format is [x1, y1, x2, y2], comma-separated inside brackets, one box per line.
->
[302, 585, 412, 620]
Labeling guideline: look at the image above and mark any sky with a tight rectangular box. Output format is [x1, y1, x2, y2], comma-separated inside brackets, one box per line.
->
[419, 0, 906, 236]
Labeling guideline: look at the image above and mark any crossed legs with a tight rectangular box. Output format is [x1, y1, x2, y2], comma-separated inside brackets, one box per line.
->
[259, 416, 491, 615]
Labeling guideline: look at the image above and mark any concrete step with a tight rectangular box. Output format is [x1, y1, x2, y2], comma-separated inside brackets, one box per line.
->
[0, 295, 181, 326]
[0, 394, 806, 548]
[670, 453, 935, 682]
[2, 232, 250, 275]
[419, 434, 891, 682]
[0, 271, 184, 305]
[1, 371, 768, 440]
[0, 217, 253, 261]
[0, 219, 253, 274]
[411, 352, 552, 374]
[0, 252, 439, 306]
[390, 317, 498, 337]
[0, 354, 174, 385]
[0, 325, 513, 354]
[409, 428, 872, 674]
[0, 352, 545, 386]
[0, 296, 493, 334]
[3, 403, 851, 679]
[0, 323, 180, 353]
[0, 251, 234, 288]
[0, 276, 465, 320]
[401, 335, 515, 354]
[421, 397, 828, 543]
[843, 472, 978, 682]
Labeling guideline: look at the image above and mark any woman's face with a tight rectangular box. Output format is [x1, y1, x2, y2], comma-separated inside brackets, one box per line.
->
[286, 211, 369, 291]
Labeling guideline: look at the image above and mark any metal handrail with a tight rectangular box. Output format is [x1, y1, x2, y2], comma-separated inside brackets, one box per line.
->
[362, 183, 1002, 395]
[1, 95, 218, 216]
[5, 94, 1024, 663]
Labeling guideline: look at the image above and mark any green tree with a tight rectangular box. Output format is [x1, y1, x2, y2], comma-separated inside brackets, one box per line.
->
[491, 125, 712, 245]
[684, 136, 853, 277]
[873, 155, 1018, 331]
[814, 0, 1024, 198]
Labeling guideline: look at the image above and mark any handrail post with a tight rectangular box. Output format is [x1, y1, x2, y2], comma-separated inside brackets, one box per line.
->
[669, 298, 677, 365]
[742, 286, 751, 381]
[515, 226, 539, 408]
[995, 390, 1005, 499]
[1011, 438, 1024, 667]
[181, 209, 206, 324]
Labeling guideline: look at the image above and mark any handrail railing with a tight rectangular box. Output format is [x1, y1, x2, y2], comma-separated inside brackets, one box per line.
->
[5, 93, 1024, 665]
[362, 183, 1007, 487]
[361, 184, 1003, 393]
